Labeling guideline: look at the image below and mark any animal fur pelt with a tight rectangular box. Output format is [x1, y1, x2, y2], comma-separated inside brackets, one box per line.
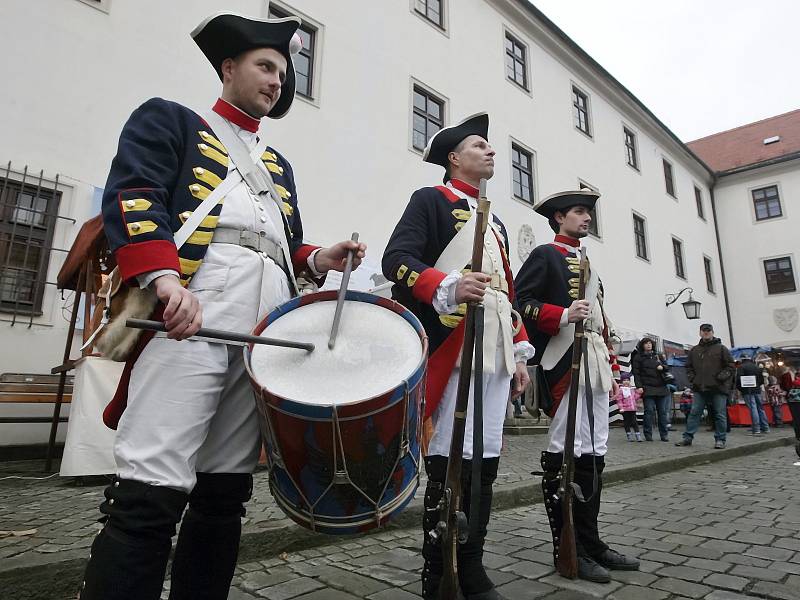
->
[89, 268, 158, 361]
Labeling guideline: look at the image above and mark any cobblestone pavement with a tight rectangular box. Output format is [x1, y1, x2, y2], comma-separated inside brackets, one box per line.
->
[1, 426, 796, 598]
[204, 444, 800, 600]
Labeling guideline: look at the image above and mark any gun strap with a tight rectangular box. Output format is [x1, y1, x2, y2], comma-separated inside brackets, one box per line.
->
[469, 304, 485, 541]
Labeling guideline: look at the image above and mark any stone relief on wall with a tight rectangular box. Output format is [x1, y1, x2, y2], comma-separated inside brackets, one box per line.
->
[517, 224, 536, 263]
[774, 307, 799, 332]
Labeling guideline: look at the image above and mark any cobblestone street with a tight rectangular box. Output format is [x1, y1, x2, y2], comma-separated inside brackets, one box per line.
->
[1, 427, 797, 598]
[220, 444, 800, 600]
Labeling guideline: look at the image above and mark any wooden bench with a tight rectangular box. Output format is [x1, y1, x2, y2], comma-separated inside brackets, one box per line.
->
[0, 373, 73, 424]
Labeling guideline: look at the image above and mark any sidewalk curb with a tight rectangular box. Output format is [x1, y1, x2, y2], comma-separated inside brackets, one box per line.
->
[2, 435, 793, 599]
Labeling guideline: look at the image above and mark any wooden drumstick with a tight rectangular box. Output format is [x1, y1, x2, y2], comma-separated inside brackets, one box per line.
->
[328, 232, 359, 350]
[126, 319, 314, 352]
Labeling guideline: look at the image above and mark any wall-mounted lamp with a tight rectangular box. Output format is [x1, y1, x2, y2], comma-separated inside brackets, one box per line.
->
[665, 287, 701, 320]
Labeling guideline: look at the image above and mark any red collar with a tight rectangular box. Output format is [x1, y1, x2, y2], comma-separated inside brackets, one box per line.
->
[212, 98, 260, 133]
[449, 178, 479, 198]
[554, 234, 580, 247]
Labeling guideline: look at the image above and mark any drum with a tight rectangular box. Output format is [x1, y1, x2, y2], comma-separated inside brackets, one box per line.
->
[244, 290, 428, 534]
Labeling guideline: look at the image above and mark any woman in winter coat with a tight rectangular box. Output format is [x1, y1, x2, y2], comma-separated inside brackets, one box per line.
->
[631, 337, 672, 442]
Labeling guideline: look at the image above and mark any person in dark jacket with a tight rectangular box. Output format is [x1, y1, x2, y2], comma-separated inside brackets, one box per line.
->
[631, 337, 671, 442]
[676, 324, 735, 449]
[736, 357, 769, 435]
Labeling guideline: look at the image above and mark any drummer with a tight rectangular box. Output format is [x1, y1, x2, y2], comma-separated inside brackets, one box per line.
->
[382, 112, 533, 600]
[80, 13, 365, 600]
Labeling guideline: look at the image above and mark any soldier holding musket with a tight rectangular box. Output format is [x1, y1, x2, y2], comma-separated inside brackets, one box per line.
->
[515, 191, 639, 583]
[383, 113, 533, 599]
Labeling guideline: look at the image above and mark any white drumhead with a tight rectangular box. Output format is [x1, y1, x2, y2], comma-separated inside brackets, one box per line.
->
[250, 300, 423, 405]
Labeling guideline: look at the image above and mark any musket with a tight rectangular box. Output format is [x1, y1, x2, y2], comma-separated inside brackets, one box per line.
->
[435, 179, 491, 600]
[556, 247, 589, 579]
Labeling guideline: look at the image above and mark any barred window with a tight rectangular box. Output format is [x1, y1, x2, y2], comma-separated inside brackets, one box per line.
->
[511, 144, 534, 204]
[412, 86, 444, 152]
[0, 175, 61, 314]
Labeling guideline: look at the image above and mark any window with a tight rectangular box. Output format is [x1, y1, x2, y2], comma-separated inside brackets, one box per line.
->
[572, 86, 591, 136]
[505, 32, 528, 91]
[752, 185, 782, 221]
[704, 256, 715, 293]
[695, 186, 705, 220]
[414, 0, 444, 29]
[580, 182, 600, 238]
[672, 238, 686, 279]
[412, 86, 444, 152]
[0, 177, 61, 314]
[764, 257, 796, 294]
[632, 213, 648, 260]
[511, 144, 534, 203]
[663, 159, 676, 197]
[269, 5, 317, 99]
[623, 127, 638, 170]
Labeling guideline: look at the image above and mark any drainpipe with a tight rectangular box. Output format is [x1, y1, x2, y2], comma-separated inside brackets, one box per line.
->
[709, 181, 735, 346]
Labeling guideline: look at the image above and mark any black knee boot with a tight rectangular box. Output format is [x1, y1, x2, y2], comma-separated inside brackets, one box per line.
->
[421, 456, 447, 600]
[540, 451, 564, 566]
[459, 457, 505, 600]
[80, 478, 188, 600]
[572, 455, 608, 559]
[169, 473, 253, 600]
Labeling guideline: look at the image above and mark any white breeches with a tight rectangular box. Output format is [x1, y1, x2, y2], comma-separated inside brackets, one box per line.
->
[114, 244, 291, 492]
[546, 382, 610, 457]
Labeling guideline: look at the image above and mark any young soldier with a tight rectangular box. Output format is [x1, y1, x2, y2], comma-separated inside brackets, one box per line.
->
[80, 13, 365, 600]
[383, 113, 533, 600]
[514, 191, 639, 583]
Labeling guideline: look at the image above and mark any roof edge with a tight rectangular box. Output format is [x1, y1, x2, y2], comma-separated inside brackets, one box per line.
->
[514, 1, 715, 177]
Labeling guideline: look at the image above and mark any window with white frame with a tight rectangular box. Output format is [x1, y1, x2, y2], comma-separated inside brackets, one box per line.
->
[413, 0, 445, 29]
[579, 182, 600, 238]
[672, 237, 686, 279]
[633, 213, 648, 260]
[623, 127, 638, 170]
[703, 256, 714, 293]
[764, 256, 796, 294]
[505, 32, 529, 91]
[412, 86, 445, 152]
[511, 143, 534, 204]
[572, 86, 591, 136]
[269, 5, 318, 100]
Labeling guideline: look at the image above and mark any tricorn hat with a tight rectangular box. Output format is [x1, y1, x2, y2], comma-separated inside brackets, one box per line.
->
[191, 12, 302, 119]
[533, 189, 600, 219]
[423, 112, 489, 169]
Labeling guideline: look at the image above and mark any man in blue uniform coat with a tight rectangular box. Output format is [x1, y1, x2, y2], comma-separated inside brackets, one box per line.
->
[80, 12, 365, 600]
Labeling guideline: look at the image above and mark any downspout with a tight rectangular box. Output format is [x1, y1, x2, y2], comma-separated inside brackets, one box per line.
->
[709, 180, 735, 346]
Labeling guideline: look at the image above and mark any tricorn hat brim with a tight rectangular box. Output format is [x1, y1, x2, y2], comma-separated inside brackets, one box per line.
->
[533, 189, 600, 219]
[191, 13, 301, 119]
[422, 112, 489, 168]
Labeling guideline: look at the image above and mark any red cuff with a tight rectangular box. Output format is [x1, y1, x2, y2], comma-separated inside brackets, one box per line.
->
[291, 244, 320, 276]
[115, 240, 180, 284]
[513, 325, 529, 344]
[412, 267, 448, 304]
[537, 303, 564, 337]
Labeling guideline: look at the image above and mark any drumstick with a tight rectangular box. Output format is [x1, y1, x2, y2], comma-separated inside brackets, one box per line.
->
[328, 232, 359, 350]
[125, 319, 314, 352]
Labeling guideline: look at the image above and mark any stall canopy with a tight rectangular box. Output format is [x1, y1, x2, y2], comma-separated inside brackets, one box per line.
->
[730, 346, 774, 361]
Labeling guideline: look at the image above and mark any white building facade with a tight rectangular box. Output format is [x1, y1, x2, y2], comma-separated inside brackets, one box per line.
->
[0, 0, 732, 443]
